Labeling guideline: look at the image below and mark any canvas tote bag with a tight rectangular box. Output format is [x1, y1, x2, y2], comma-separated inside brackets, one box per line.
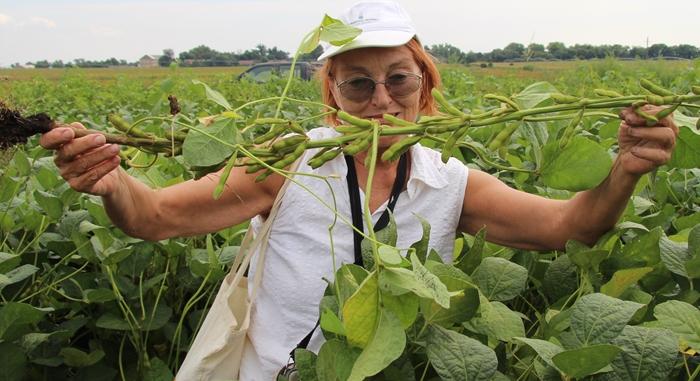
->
[176, 166, 297, 381]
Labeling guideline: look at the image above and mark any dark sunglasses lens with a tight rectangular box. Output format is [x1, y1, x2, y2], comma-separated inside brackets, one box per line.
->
[340, 78, 375, 102]
[387, 74, 420, 97]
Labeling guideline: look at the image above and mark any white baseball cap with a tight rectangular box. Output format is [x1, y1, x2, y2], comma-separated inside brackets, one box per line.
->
[318, 1, 418, 60]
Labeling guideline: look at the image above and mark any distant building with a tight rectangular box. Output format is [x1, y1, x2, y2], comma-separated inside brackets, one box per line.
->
[138, 55, 162, 68]
[238, 60, 256, 66]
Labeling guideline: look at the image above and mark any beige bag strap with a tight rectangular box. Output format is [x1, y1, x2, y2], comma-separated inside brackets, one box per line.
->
[226, 162, 300, 297]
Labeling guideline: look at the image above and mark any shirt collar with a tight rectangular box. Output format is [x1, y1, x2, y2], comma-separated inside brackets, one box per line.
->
[406, 143, 449, 199]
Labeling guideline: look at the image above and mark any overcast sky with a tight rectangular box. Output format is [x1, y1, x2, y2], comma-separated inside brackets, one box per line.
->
[1, 0, 699, 66]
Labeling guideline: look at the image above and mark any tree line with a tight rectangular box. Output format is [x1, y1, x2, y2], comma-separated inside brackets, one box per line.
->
[14, 42, 700, 69]
[426, 42, 700, 64]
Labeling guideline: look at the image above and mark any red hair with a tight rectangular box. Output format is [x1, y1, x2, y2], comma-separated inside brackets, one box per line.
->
[318, 38, 441, 125]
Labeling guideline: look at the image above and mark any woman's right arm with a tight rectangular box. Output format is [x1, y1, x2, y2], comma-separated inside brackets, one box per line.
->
[40, 123, 283, 241]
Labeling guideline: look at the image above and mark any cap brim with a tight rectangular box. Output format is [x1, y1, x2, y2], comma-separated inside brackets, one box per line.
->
[318, 30, 415, 60]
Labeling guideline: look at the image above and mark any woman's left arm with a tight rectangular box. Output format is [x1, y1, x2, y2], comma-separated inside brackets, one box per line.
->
[458, 105, 678, 251]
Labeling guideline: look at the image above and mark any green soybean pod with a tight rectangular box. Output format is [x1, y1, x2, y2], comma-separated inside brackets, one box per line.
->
[272, 142, 307, 169]
[640, 78, 675, 97]
[484, 94, 521, 110]
[337, 111, 374, 128]
[343, 133, 373, 155]
[594, 89, 624, 98]
[426, 125, 454, 134]
[693, 86, 700, 95]
[255, 170, 273, 183]
[253, 124, 286, 144]
[431, 88, 464, 116]
[550, 93, 580, 104]
[382, 113, 415, 127]
[335, 125, 367, 134]
[271, 135, 306, 152]
[288, 121, 306, 135]
[381, 135, 422, 162]
[441, 125, 470, 163]
[634, 107, 659, 126]
[654, 103, 680, 121]
[487, 123, 518, 151]
[645, 95, 665, 106]
[213, 151, 238, 200]
[559, 109, 584, 150]
[255, 117, 288, 125]
[308, 148, 341, 169]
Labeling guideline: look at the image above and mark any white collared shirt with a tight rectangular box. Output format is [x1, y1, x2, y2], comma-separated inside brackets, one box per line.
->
[241, 127, 469, 380]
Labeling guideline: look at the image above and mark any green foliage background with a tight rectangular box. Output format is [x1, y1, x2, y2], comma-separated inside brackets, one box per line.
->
[1, 59, 699, 380]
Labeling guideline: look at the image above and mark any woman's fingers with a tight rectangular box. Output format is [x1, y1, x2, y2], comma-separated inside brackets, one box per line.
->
[55, 133, 108, 165]
[39, 122, 83, 149]
[66, 155, 121, 193]
[619, 105, 676, 129]
[623, 123, 677, 149]
[630, 146, 672, 166]
[59, 143, 121, 179]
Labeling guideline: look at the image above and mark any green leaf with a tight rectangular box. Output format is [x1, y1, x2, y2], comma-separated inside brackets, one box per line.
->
[540, 137, 613, 191]
[320, 307, 346, 336]
[20, 331, 70, 352]
[659, 235, 690, 277]
[464, 295, 524, 342]
[316, 339, 360, 381]
[600, 267, 653, 298]
[542, 255, 578, 302]
[607, 326, 677, 381]
[380, 256, 451, 309]
[33, 190, 63, 219]
[668, 125, 700, 169]
[191, 79, 231, 110]
[342, 272, 379, 348]
[472, 257, 528, 302]
[425, 261, 472, 292]
[426, 324, 498, 381]
[552, 344, 621, 379]
[0, 302, 51, 339]
[570, 293, 643, 346]
[653, 300, 700, 350]
[60, 347, 105, 368]
[378, 245, 403, 266]
[0, 342, 26, 381]
[294, 348, 318, 381]
[0, 175, 21, 203]
[182, 118, 238, 167]
[299, 27, 322, 55]
[568, 249, 608, 272]
[381, 292, 419, 329]
[96, 304, 172, 332]
[319, 14, 362, 46]
[423, 286, 479, 327]
[0, 264, 38, 291]
[514, 337, 563, 369]
[513, 82, 559, 109]
[409, 214, 431, 262]
[144, 357, 174, 381]
[456, 228, 486, 275]
[347, 309, 406, 381]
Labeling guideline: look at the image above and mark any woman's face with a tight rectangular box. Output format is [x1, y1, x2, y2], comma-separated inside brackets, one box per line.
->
[329, 46, 422, 146]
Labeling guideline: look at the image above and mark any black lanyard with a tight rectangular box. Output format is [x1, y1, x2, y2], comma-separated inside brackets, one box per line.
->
[344, 153, 408, 266]
[289, 153, 408, 359]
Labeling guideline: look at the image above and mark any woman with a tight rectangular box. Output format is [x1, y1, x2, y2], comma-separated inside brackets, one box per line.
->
[39, 1, 677, 379]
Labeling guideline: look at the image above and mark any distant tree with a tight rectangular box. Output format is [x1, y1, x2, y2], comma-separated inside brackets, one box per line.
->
[51, 60, 64, 68]
[629, 46, 647, 59]
[159, 49, 175, 67]
[525, 43, 547, 60]
[503, 42, 525, 60]
[34, 60, 50, 68]
[676, 44, 699, 59]
[546, 42, 570, 60]
[648, 43, 668, 58]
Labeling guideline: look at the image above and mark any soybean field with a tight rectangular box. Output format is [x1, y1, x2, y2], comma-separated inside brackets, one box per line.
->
[1, 58, 700, 380]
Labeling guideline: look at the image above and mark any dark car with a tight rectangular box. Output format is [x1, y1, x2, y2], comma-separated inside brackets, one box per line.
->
[237, 61, 321, 82]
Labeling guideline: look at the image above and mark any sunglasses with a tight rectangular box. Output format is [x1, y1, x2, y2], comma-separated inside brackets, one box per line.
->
[335, 72, 423, 103]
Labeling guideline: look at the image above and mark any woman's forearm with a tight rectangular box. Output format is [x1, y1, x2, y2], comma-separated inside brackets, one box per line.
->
[562, 157, 641, 246]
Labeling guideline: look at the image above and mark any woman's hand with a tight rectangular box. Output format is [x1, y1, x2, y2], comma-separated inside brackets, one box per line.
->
[39, 122, 122, 196]
[617, 105, 678, 176]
